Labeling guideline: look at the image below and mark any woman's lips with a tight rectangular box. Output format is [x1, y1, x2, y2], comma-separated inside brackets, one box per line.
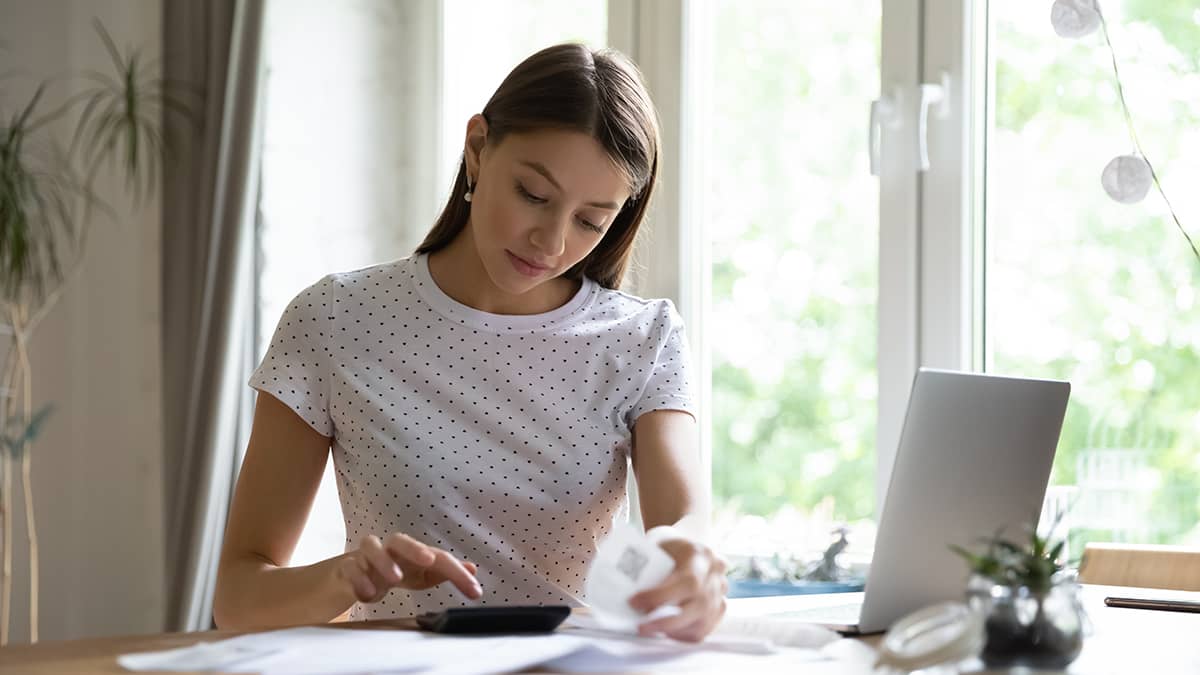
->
[507, 250, 549, 277]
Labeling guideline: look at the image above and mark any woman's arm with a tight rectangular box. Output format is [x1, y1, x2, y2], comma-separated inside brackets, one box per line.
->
[212, 391, 353, 629]
[630, 409, 707, 530]
[212, 392, 483, 630]
[628, 409, 728, 642]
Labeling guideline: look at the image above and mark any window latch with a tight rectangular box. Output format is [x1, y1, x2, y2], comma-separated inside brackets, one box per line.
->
[917, 72, 951, 172]
[869, 86, 902, 177]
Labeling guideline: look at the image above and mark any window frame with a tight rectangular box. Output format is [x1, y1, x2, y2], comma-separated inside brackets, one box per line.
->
[623, 0, 987, 522]
[609, 0, 715, 517]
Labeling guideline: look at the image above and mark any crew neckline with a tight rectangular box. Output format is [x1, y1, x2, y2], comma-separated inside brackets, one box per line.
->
[411, 253, 597, 332]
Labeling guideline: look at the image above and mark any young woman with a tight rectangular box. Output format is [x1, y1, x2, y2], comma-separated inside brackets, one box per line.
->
[213, 43, 727, 643]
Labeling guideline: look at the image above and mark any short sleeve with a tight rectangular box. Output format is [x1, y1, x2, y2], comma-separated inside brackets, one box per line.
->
[248, 274, 337, 437]
[628, 300, 697, 425]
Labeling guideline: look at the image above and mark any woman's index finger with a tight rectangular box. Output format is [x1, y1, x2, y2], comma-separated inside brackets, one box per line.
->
[430, 550, 483, 599]
[384, 532, 436, 566]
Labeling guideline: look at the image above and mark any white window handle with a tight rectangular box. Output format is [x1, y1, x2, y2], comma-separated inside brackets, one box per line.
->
[918, 72, 951, 172]
[869, 87, 901, 177]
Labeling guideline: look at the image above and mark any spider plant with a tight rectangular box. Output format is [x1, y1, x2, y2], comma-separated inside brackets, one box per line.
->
[951, 523, 1070, 595]
[0, 18, 196, 645]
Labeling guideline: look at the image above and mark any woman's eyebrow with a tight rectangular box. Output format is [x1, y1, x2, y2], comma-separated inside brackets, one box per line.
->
[517, 159, 622, 210]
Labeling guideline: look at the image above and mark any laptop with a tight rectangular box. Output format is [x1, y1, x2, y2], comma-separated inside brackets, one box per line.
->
[767, 368, 1070, 634]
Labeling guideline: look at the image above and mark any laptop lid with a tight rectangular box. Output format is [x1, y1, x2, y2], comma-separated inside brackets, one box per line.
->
[855, 368, 1070, 633]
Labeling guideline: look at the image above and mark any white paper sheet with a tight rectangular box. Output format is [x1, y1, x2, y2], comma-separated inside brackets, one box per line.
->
[118, 622, 853, 675]
[563, 609, 842, 651]
[118, 627, 588, 675]
[541, 639, 829, 673]
[562, 613, 777, 654]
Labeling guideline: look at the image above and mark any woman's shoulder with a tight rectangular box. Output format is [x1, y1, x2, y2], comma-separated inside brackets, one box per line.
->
[281, 258, 415, 316]
[589, 284, 685, 328]
[285, 257, 412, 299]
[322, 257, 414, 289]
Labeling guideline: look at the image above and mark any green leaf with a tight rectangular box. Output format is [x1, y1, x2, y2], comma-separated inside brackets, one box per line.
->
[68, 87, 110, 161]
[3, 404, 54, 457]
[14, 83, 47, 131]
[952, 519, 1070, 590]
[1048, 540, 1066, 564]
[91, 18, 128, 75]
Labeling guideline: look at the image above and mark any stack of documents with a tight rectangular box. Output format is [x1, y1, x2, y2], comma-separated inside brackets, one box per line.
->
[118, 619, 875, 674]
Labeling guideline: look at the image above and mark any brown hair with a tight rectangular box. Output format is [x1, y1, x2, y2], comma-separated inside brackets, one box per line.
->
[414, 43, 660, 290]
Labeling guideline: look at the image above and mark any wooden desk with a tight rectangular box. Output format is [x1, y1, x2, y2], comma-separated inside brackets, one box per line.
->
[2, 585, 1197, 674]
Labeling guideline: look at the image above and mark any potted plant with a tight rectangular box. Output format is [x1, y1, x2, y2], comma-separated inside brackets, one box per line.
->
[0, 19, 195, 644]
[951, 522, 1087, 669]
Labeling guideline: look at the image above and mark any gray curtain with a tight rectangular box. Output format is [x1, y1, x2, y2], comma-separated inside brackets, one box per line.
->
[162, 0, 265, 633]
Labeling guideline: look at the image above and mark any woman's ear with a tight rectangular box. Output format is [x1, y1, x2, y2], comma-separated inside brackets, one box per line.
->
[463, 114, 489, 179]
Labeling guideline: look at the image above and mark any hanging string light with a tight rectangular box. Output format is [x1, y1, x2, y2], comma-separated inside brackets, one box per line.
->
[1050, 0, 1101, 39]
[1050, 0, 1198, 262]
[1100, 154, 1152, 205]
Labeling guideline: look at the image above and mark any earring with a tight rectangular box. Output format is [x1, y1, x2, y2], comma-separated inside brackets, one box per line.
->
[464, 176, 474, 203]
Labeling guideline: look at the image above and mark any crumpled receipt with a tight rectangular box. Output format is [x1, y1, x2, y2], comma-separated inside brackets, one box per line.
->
[582, 517, 845, 653]
[584, 521, 681, 630]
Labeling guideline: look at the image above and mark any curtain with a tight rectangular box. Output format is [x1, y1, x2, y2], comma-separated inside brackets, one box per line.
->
[161, 0, 265, 633]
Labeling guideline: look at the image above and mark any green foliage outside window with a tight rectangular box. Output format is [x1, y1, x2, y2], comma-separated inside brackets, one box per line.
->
[710, 1, 1200, 551]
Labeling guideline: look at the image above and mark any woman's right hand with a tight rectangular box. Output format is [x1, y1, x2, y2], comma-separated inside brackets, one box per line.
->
[333, 532, 483, 606]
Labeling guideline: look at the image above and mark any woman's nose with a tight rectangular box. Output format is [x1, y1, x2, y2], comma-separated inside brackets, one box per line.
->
[529, 215, 568, 256]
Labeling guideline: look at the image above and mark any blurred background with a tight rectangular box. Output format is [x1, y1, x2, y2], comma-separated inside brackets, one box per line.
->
[1, 0, 1195, 643]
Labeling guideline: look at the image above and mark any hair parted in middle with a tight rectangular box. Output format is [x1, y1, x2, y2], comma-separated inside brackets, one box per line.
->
[415, 42, 661, 290]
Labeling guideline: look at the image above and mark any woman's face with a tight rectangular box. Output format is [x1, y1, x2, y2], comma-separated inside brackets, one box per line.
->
[464, 118, 631, 295]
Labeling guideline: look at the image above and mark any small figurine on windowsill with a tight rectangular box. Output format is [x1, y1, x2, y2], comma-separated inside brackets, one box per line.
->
[801, 525, 852, 583]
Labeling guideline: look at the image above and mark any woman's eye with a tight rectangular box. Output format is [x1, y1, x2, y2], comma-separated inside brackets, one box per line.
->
[517, 182, 603, 233]
[579, 218, 603, 233]
[516, 184, 546, 204]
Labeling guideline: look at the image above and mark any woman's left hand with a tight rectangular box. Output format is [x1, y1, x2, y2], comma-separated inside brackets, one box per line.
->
[627, 537, 729, 642]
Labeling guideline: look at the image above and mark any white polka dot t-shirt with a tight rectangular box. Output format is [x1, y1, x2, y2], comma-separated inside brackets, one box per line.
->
[248, 253, 695, 620]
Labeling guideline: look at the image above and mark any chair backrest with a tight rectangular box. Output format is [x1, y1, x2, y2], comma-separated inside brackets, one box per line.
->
[1078, 543, 1200, 591]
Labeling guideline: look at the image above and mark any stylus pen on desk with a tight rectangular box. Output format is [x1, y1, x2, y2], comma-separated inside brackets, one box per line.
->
[1104, 596, 1200, 613]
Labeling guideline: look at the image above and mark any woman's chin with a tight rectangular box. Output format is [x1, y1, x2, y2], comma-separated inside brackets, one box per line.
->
[481, 264, 540, 299]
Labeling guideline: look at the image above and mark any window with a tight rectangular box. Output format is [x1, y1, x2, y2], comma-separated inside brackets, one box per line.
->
[984, 2, 1200, 550]
[697, 0, 882, 564]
